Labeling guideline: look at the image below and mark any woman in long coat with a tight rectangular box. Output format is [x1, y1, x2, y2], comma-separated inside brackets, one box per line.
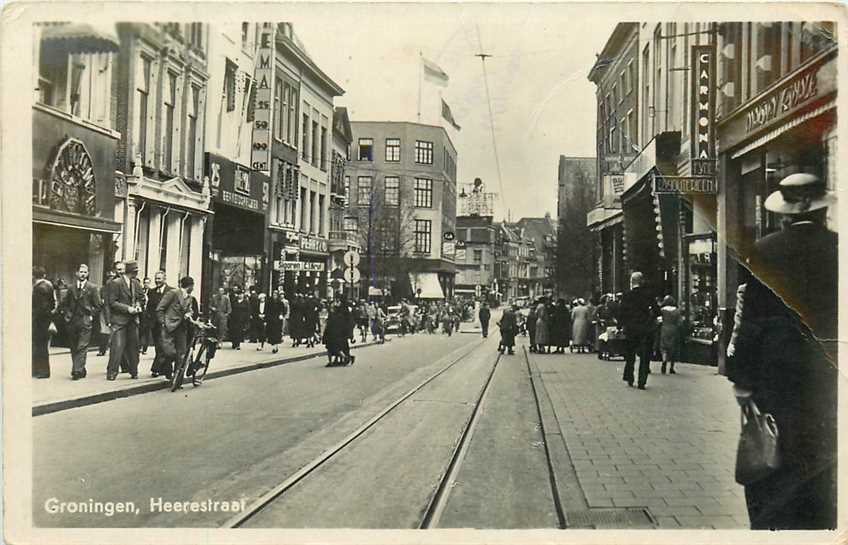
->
[659, 295, 682, 374]
[264, 292, 284, 353]
[571, 299, 591, 353]
[229, 290, 249, 350]
[534, 299, 549, 354]
[324, 300, 354, 365]
[549, 299, 571, 354]
[526, 304, 538, 352]
[498, 305, 518, 354]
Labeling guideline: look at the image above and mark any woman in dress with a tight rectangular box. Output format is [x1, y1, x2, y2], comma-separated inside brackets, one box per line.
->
[571, 298, 591, 353]
[659, 295, 682, 374]
[534, 298, 549, 354]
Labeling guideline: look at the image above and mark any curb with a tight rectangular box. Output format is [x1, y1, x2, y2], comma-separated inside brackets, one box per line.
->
[32, 339, 388, 417]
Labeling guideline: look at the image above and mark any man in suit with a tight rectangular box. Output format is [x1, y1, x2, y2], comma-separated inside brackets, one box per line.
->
[156, 276, 199, 379]
[211, 286, 232, 346]
[56, 264, 102, 380]
[617, 271, 659, 390]
[105, 260, 143, 380]
[146, 270, 172, 377]
[32, 266, 56, 378]
[726, 173, 837, 529]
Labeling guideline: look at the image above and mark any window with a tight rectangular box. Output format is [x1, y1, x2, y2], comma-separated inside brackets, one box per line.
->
[163, 72, 177, 171]
[414, 220, 432, 253]
[627, 59, 635, 94]
[224, 59, 237, 112]
[619, 72, 625, 102]
[299, 186, 307, 232]
[318, 194, 325, 235]
[69, 58, 85, 117]
[358, 138, 373, 161]
[344, 216, 357, 232]
[384, 176, 399, 206]
[612, 83, 618, 106]
[309, 190, 317, 233]
[302, 112, 309, 160]
[244, 75, 255, 122]
[274, 77, 284, 140]
[385, 138, 401, 161]
[473, 249, 482, 263]
[642, 44, 650, 144]
[241, 23, 250, 48]
[414, 178, 433, 207]
[186, 85, 199, 179]
[800, 22, 836, 63]
[311, 120, 319, 166]
[160, 212, 169, 271]
[320, 125, 327, 170]
[357, 176, 372, 205]
[627, 109, 637, 149]
[344, 175, 351, 203]
[287, 84, 298, 145]
[189, 23, 204, 51]
[136, 55, 151, 164]
[415, 140, 433, 164]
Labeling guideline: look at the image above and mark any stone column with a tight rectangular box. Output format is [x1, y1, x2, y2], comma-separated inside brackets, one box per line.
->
[147, 205, 162, 275]
[190, 215, 206, 305]
[164, 212, 182, 282]
[124, 197, 137, 261]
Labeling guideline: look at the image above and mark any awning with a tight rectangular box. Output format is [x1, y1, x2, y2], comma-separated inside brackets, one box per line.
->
[41, 23, 120, 54]
[33, 207, 122, 234]
[409, 272, 445, 299]
[731, 99, 836, 159]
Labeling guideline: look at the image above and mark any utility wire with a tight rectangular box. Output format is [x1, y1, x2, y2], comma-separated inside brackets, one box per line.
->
[474, 25, 507, 218]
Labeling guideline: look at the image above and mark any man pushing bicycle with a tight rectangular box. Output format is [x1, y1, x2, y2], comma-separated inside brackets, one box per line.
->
[155, 276, 199, 381]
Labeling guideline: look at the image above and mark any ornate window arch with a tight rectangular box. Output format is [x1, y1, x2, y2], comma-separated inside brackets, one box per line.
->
[48, 137, 97, 215]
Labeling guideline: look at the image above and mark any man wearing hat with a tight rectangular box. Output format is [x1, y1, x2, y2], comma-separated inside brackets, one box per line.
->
[105, 260, 144, 380]
[726, 173, 837, 529]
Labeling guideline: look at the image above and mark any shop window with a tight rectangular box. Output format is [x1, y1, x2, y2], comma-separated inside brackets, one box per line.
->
[685, 235, 717, 342]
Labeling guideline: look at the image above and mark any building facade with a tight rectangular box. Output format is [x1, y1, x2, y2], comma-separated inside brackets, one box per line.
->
[113, 23, 211, 295]
[493, 222, 533, 301]
[513, 215, 557, 299]
[557, 156, 597, 299]
[455, 214, 496, 300]
[33, 23, 123, 291]
[327, 107, 360, 298]
[346, 121, 458, 301]
[202, 22, 270, 304]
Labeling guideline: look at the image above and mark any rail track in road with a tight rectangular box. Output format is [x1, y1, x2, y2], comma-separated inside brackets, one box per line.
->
[222, 337, 569, 530]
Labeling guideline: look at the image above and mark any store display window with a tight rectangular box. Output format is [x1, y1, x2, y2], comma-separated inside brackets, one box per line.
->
[685, 234, 717, 342]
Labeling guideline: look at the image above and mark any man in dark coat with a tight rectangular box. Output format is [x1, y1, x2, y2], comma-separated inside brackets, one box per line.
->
[32, 266, 55, 378]
[617, 271, 659, 389]
[105, 260, 143, 380]
[498, 305, 518, 355]
[156, 276, 199, 380]
[146, 270, 172, 377]
[726, 173, 837, 529]
[247, 286, 259, 342]
[56, 264, 102, 379]
[478, 302, 491, 338]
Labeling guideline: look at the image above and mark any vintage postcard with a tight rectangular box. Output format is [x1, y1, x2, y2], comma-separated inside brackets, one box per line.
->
[2, 1, 845, 544]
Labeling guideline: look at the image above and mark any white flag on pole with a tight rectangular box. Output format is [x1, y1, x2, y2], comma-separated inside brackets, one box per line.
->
[422, 56, 449, 87]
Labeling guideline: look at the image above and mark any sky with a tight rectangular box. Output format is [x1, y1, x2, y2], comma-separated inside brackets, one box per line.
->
[290, 4, 615, 221]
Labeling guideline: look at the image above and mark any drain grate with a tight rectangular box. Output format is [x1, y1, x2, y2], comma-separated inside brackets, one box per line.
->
[567, 508, 656, 529]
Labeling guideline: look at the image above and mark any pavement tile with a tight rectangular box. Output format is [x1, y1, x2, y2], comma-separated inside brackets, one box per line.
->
[650, 505, 702, 517]
[585, 497, 615, 508]
[655, 516, 682, 528]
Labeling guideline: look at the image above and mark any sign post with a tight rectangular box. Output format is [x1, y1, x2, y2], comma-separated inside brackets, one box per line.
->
[343, 250, 360, 300]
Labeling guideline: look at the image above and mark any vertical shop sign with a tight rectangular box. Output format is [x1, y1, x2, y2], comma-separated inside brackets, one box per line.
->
[251, 23, 275, 175]
[690, 44, 716, 177]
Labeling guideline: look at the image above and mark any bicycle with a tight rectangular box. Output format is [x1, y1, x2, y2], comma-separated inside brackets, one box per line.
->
[170, 320, 218, 392]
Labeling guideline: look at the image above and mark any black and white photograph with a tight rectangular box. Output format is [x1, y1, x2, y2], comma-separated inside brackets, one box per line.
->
[2, 1, 845, 542]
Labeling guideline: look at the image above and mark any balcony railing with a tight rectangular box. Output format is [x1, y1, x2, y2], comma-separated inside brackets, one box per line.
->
[329, 230, 359, 244]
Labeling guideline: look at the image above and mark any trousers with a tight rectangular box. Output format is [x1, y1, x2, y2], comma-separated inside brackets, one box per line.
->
[623, 332, 652, 387]
[67, 321, 92, 375]
[161, 324, 189, 376]
[107, 323, 139, 377]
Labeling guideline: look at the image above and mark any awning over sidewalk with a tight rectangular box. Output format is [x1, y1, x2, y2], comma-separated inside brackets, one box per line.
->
[41, 23, 120, 53]
[409, 272, 445, 299]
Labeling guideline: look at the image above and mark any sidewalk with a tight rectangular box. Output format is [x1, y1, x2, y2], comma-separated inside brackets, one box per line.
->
[33, 337, 387, 416]
[527, 346, 749, 529]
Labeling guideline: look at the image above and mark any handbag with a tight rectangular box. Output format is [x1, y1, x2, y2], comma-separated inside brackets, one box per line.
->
[735, 398, 781, 485]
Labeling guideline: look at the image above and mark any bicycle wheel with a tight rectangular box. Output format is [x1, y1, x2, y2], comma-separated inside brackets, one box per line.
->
[191, 344, 210, 386]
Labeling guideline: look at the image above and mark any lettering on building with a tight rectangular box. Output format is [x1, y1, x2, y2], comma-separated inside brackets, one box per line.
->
[745, 68, 819, 133]
[251, 24, 275, 175]
[654, 175, 717, 195]
[690, 45, 716, 175]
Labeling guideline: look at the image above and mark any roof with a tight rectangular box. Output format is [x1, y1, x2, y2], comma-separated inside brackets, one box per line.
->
[333, 107, 352, 143]
[277, 24, 344, 97]
[588, 22, 639, 83]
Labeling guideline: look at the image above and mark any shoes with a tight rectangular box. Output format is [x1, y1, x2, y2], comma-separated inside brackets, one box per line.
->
[256, 347, 261, 351]
[637, 385, 646, 390]
[508, 350, 515, 355]
[272, 347, 278, 354]
[626, 381, 634, 387]
[164, 373, 173, 381]
[71, 373, 82, 380]
[130, 374, 138, 379]
[106, 374, 116, 381]
[152, 372, 160, 378]
[670, 369, 676, 374]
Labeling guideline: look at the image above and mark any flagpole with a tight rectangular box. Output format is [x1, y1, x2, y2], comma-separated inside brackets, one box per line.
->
[417, 51, 423, 122]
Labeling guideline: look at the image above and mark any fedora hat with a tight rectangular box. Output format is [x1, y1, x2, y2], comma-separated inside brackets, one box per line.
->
[764, 173, 836, 215]
[124, 260, 139, 273]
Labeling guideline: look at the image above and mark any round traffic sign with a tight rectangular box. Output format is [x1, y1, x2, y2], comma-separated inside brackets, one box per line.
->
[343, 267, 361, 284]
[343, 250, 361, 267]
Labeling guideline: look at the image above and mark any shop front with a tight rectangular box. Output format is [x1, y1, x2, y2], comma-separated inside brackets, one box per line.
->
[32, 106, 122, 288]
[716, 45, 838, 369]
[271, 233, 329, 298]
[203, 153, 269, 302]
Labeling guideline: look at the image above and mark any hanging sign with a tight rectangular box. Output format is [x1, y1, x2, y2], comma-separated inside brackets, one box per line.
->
[654, 175, 717, 195]
[690, 44, 716, 177]
[250, 23, 275, 175]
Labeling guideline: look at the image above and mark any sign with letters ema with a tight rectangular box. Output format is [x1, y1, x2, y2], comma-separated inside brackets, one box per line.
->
[691, 44, 716, 177]
[250, 23, 276, 175]
[654, 175, 717, 195]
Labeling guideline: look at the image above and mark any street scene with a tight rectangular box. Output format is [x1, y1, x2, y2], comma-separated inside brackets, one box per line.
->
[25, 9, 839, 535]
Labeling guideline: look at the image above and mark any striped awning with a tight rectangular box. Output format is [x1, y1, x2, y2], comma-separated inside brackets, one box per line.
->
[41, 23, 120, 53]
